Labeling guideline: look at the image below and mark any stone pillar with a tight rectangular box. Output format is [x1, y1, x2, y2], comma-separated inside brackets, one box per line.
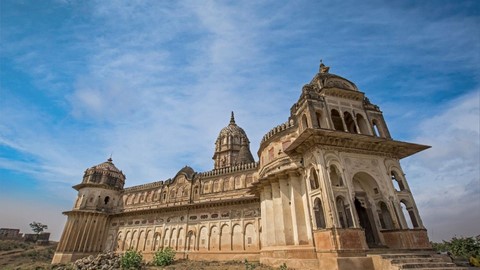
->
[260, 190, 268, 247]
[299, 175, 313, 243]
[81, 215, 93, 252]
[264, 184, 275, 246]
[272, 181, 286, 245]
[279, 176, 294, 245]
[290, 172, 308, 245]
[57, 218, 73, 252]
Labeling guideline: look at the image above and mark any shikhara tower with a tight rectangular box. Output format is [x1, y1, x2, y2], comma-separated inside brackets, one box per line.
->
[54, 63, 443, 270]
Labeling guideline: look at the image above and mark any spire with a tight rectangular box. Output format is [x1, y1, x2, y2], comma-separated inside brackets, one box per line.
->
[230, 111, 235, 125]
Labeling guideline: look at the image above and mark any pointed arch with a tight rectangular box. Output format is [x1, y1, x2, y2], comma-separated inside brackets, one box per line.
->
[378, 201, 394, 230]
[220, 224, 230, 251]
[356, 114, 369, 135]
[329, 165, 344, 187]
[343, 111, 357, 133]
[309, 168, 320, 190]
[335, 196, 353, 228]
[331, 109, 344, 131]
[313, 197, 326, 229]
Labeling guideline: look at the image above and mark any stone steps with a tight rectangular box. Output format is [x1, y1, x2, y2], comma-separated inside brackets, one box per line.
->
[371, 252, 468, 270]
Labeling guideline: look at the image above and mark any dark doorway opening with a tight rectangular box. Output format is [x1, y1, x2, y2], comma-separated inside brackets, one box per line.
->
[355, 198, 376, 247]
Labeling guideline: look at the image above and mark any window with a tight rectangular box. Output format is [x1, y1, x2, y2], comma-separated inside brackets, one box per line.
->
[356, 114, 369, 134]
[378, 201, 393, 229]
[104, 196, 110, 205]
[372, 120, 381, 137]
[329, 165, 344, 187]
[343, 112, 357, 133]
[309, 168, 320, 190]
[336, 197, 353, 228]
[331, 109, 344, 131]
[391, 171, 405, 191]
[316, 111, 324, 128]
[313, 198, 326, 229]
[401, 200, 419, 228]
[301, 114, 309, 130]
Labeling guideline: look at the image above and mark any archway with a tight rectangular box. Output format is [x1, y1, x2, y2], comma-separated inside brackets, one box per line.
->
[353, 172, 382, 247]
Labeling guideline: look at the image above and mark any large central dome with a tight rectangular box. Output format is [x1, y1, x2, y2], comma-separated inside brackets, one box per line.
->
[213, 112, 254, 169]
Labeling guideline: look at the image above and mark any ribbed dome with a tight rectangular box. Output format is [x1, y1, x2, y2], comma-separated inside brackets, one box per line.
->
[175, 166, 195, 180]
[90, 158, 122, 173]
[216, 112, 250, 144]
[213, 112, 254, 169]
[82, 158, 125, 189]
[310, 63, 358, 91]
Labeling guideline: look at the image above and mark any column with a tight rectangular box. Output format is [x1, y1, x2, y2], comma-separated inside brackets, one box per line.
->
[81, 215, 93, 252]
[272, 181, 286, 245]
[290, 172, 308, 245]
[279, 176, 294, 245]
[259, 190, 268, 247]
[299, 175, 313, 243]
[264, 184, 275, 246]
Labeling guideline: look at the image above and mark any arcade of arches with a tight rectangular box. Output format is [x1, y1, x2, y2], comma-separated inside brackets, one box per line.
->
[53, 63, 432, 270]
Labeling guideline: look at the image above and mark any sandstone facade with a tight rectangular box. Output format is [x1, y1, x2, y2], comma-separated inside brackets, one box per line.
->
[53, 63, 432, 269]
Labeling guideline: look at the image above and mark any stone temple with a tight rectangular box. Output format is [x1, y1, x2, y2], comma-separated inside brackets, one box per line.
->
[53, 63, 452, 269]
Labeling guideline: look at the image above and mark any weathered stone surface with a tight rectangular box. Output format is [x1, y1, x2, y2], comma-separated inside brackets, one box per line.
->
[52, 63, 433, 270]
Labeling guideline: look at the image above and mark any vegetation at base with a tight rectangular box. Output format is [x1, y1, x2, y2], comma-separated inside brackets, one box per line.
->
[431, 235, 480, 267]
[29, 221, 48, 234]
[0, 240, 34, 251]
[244, 259, 257, 270]
[120, 248, 143, 269]
[152, 247, 176, 266]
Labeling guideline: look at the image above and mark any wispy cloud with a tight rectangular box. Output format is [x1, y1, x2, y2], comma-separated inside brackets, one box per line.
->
[1, 0, 479, 241]
[403, 90, 480, 241]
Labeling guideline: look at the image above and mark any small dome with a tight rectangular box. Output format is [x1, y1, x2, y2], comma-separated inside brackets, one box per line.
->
[310, 63, 358, 91]
[90, 158, 122, 173]
[213, 112, 255, 169]
[82, 158, 125, 189]
[216, 112, 250, 144]
[175, 166, 195, 180]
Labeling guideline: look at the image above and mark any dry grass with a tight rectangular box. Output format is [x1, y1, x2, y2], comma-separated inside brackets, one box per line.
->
[0, 240, 275, 270]
[0, 240, 57, 270]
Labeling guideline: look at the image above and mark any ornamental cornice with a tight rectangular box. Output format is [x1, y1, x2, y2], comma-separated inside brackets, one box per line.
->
[110, 197, 259, 218]
[285, 128, 430, 159]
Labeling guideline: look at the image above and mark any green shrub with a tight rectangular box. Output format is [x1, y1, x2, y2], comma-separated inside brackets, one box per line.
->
[470, 256, 480, 267]
[279, 262, 288, 270]
[244, 259, 257, 270]
[152, 247, 176, 266]
[121, 249, 143, 269]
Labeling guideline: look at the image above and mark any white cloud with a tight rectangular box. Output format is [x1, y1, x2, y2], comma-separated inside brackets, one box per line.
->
[403, 90, 480, 241]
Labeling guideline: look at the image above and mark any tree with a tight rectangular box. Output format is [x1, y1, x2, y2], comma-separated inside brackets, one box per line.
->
[29, 222, 48, 234]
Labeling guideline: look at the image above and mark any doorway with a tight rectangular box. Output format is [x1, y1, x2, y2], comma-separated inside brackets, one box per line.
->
[354, 197, 376, 247]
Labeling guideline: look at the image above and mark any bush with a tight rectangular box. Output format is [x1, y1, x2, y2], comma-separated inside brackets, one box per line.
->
[152, 247, 176, 266]
[432, 235, 480, 267]
[121, 249, 143, 269]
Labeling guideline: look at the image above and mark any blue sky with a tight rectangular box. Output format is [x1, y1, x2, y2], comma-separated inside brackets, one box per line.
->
[0, 0, 478, 242]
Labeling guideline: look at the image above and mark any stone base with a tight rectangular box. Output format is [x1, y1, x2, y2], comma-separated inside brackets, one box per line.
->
[260, 246, 319, 269]
[313, 228, 369, 251]
[140, 250, 259, 262]
[52, 252, 96, 264]
[381, 229, 431, 249]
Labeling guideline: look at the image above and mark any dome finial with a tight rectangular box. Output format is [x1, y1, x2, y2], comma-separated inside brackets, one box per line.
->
[108, 153, 113, 162]
[319, 59, 330, 73]
[230, 111, 235, 124]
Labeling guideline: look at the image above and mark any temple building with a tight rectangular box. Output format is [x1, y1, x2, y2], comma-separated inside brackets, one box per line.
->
[53, 63, 453, 269]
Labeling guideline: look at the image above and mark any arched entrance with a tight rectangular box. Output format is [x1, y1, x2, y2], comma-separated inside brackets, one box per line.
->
[353, 172, 382, 248]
